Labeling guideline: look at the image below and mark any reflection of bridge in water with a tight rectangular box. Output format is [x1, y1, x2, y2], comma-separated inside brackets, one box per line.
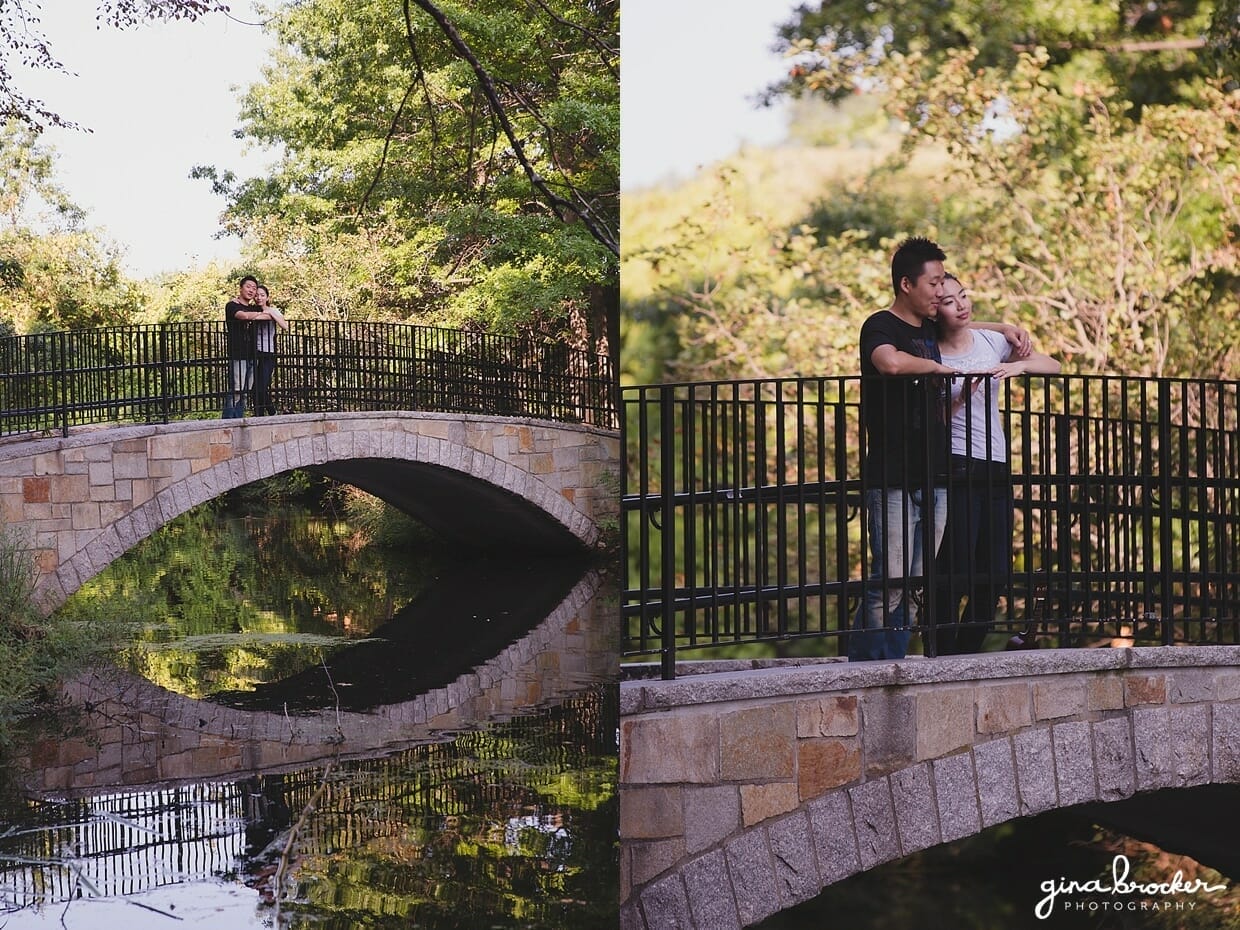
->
[28, 568, 615, 792]
[0, 321, 619, 611]
[212, 554, 598, 713]
[0, 685, 616, 918]
[0, 570, 617, 918]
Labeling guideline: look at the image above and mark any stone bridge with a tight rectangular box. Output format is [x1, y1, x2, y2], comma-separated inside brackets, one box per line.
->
[619, 648, 1240, 930]
[0, 411, 619, 611]
[26, 568, 614, 795]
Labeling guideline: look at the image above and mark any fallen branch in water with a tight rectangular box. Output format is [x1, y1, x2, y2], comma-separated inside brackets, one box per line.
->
[272, 763, 334, 924]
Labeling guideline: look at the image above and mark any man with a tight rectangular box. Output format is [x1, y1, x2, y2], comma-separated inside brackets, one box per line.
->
[848, 237, 957, 661]
[222, 275, 274, 419]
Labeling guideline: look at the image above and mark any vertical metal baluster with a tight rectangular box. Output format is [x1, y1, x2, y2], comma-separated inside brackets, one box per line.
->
[659, 383, 677, 679]
[1158, 379, 1174, 643]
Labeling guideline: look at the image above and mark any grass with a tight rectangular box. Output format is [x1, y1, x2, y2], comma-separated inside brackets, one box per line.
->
[0, 528, 126, 754]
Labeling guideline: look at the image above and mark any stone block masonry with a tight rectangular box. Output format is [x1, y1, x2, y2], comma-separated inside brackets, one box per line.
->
[0, 412, 618, 611]
[620, 646, 1240, 929]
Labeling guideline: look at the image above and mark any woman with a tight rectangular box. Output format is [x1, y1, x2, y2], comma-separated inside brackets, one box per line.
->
[252, 285, 289, 416]
[933, 274, 1060, 654]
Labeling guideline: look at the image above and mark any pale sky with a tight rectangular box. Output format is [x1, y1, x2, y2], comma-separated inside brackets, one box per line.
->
[11, 0, 274, 278]
[12, 0, 801, 276]
[620, 0, 800, 191]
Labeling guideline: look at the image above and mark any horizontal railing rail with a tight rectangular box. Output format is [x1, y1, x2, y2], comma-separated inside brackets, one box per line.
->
[623, 375, 1240, 678]
[0, 321, 617, 437]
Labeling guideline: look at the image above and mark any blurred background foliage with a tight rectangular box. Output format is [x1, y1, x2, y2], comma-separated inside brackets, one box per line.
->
[622, 0, 1240, 384]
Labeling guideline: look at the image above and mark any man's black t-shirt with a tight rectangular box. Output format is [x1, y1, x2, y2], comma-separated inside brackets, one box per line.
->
[859, 309, 948, 488]
[225, 300, 253, 360]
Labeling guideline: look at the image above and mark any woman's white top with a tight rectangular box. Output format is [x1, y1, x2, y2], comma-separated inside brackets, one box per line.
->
[940, 329, 1012, 462]
[253, 307, 288, 354]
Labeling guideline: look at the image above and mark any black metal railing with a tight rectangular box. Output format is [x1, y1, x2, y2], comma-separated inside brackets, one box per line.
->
[0, 321, 617, 437]
[623, 375, 1240, 678]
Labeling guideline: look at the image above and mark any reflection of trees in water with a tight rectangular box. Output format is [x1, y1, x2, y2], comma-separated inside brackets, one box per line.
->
[214, 554, 597, 712]
[0, 686, 616, 928]
[254, 685, 618, 928]
[56, 500, 442, 698]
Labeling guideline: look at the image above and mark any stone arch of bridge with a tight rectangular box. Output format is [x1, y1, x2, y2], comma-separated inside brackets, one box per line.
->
[619, 649, 1240, 930]
[0, 413, 616, 611]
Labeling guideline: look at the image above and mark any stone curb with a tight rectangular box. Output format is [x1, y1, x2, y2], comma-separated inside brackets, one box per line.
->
[621, 646, 1240, 714]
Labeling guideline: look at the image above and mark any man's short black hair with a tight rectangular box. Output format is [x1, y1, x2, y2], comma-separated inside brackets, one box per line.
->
[240, 274, 259, 288]
[890, 237, 947, 296]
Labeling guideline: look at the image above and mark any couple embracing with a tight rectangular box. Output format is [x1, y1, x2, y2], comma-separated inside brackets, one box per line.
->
[223, 274, 290, 419]
[849, 237, 1061, 662]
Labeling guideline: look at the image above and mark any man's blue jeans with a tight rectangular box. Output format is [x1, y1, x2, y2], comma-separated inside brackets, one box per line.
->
[223, 359, 253, 419]
[848, 486, 947, 661]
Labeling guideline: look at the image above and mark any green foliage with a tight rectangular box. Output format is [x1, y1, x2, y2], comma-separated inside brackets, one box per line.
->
[204, 0, 618, 346]
[0, 528, 125, 750]
[772, 0, 1224, 114]
[0, 121, 147, 332]
[877, 48, 1240, 376]
[625, 26, 1240, 382]
[61, 494, 440, 699]
[621, 150, 912, 382]
[141, 262, 236, 322]
[333, 484, 439, 549]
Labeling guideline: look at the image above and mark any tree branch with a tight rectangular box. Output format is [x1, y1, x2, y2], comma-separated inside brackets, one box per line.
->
[401, 0, 440, 151]
[406, 0, 618, 257]
[519, 0, 617, 80]
[355, 79, 418, 218]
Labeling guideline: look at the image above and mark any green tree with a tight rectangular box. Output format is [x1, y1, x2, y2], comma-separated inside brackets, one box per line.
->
[627, 6, 1240, 383]
[770, 0, 1226, 114]
[199, 0, 618, 350]
[876, 48, 1240, 376]
[0, 121, 145, 331]
[621, 150, 899, 383]
[141, 262, 235, 322]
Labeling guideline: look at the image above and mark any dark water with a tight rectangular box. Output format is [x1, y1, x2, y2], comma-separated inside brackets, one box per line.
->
[756, 803, 1240, 929]
[0, 498, 617, 928]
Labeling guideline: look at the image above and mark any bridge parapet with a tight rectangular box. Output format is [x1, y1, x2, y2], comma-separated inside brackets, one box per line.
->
[620, 648, 1240, 929]
[0, 320, 616, 436]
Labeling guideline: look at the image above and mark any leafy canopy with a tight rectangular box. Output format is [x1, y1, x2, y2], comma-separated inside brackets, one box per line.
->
[0, 122, 145, 332]
[625, 2, 1240, 382]
[770, 0, 1229, 114]
[203, 0, 618, 343]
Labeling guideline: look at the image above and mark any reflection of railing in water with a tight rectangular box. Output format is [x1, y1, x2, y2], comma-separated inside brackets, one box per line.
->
[0, 783, 246, 909]
[0, 687, 615, 912]
[29, 567, 615, 794]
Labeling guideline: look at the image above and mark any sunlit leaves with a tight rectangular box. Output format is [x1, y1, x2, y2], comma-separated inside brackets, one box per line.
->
[213, 0, 617, 344]
[0, 127, 143, 331]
